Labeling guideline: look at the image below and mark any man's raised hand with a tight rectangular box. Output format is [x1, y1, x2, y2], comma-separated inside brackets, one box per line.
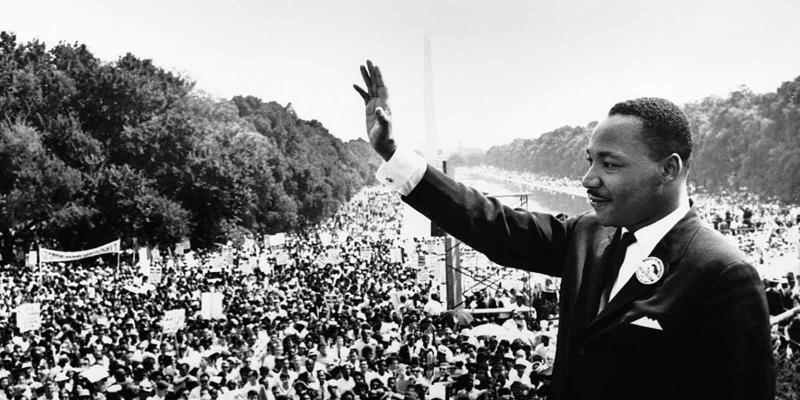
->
[354, 60, 396, 161]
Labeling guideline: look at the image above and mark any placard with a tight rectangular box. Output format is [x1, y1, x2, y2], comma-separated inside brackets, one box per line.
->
[200, 293, 225, 320]
[241, 257, 255, 275]
[326, 248, 340, 265]
[325, 294, 339, 307]
[25, 251, 37, 267]
[162, 309, 186, 334]
[269, 233, 286, 248]
[258, 253, 271, 274]
[149, 264, 163, 284]
[17, 303, 42, 332]
[275, 252, 291, 266]
[390, 247, 403, 263]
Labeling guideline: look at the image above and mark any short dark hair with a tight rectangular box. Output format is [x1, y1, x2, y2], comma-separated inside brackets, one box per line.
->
[608, 97, 692, 165]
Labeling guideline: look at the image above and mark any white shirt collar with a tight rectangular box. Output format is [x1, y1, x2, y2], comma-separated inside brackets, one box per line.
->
[622, 198, 691, 258]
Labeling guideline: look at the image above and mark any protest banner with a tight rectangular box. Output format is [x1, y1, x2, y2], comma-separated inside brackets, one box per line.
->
[200, 292, 225, 320]
[39, 239, 120, 263]
[16, 303, 42, 332]
[162, 309, 186, 334]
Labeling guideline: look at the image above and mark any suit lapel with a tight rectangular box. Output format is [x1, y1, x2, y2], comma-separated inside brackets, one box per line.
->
[585, 209, 702, 334]
[572, 228, 617, 332]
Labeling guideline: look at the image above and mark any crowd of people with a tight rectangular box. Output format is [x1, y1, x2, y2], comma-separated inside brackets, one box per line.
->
[3, 169, 800, 400]
[0, 188, 562, 400]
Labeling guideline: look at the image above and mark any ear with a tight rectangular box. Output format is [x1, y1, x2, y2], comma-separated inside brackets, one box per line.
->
[661, 153, 682, 182]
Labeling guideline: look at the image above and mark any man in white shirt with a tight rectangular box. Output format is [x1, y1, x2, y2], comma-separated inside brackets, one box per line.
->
[422, 293, 444, 316]
[353, 60, 773, 400]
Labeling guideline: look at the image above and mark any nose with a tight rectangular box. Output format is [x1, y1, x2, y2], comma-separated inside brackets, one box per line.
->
[581, 166, 601, 189]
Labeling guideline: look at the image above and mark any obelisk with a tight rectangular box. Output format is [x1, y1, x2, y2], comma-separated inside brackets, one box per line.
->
[424, 35, 439, 160]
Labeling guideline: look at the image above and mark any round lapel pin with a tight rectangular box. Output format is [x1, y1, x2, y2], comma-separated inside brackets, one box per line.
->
[635, 257, 664, 285]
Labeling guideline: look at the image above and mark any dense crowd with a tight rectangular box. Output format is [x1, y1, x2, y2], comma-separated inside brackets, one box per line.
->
[0, 189, 561, 400]
[3, 171, 800, 400]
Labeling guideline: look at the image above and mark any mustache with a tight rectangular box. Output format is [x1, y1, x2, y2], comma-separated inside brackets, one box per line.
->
[586, 190, 609, 199]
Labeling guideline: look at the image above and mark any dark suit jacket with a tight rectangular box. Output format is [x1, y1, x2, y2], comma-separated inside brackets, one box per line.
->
[766, 289, 785, 316]
[402, 166, 774, 400]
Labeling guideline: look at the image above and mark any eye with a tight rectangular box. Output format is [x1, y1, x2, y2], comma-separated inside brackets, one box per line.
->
[603, 162, 619, 169]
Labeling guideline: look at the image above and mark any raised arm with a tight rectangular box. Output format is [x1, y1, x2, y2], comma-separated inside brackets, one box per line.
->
[354, 61, 570, 276]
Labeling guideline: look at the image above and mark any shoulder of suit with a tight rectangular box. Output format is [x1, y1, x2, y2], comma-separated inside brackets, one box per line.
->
[683, 223, 757, 278]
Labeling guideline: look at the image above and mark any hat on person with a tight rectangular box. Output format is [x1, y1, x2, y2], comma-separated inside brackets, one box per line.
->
[106, 384, 122, 394]
[139, 380, 154, 392]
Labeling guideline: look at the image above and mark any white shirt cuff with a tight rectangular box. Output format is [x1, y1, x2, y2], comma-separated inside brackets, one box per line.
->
[375, 148, 427, 196]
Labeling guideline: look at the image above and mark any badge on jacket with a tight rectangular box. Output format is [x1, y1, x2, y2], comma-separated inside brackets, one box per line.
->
[636, 257, 664, 285]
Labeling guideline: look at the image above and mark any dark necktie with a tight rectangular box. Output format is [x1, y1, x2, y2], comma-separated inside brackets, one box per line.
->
[597, 231, 637, 315]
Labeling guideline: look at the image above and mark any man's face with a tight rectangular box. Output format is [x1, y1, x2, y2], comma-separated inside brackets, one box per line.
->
[583, 115, 667, 231]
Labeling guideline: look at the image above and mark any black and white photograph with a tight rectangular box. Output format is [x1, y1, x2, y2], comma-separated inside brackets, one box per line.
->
[1, 1, 799, 399]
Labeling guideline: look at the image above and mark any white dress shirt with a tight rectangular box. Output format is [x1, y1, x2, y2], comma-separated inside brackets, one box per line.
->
[375, 148, 427, 196]
[609, 200, 690, 300]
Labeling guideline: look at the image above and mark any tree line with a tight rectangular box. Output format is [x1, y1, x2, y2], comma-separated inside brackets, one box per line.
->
[451, 77, 800, 204]
[0, 32, 379, 263]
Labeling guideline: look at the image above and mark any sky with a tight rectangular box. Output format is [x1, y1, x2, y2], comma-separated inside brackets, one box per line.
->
[2, 0, 800, 152]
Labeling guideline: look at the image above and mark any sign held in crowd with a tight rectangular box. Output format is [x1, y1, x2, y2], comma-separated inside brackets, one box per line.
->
[162, 308, 186, 334]
[200, 292, 225, 319]
[16, 303, 42, 332]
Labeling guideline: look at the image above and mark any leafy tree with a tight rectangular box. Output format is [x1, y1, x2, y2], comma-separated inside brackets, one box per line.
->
[0, 122, 87, 262]
[0, 32, 377, 261]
